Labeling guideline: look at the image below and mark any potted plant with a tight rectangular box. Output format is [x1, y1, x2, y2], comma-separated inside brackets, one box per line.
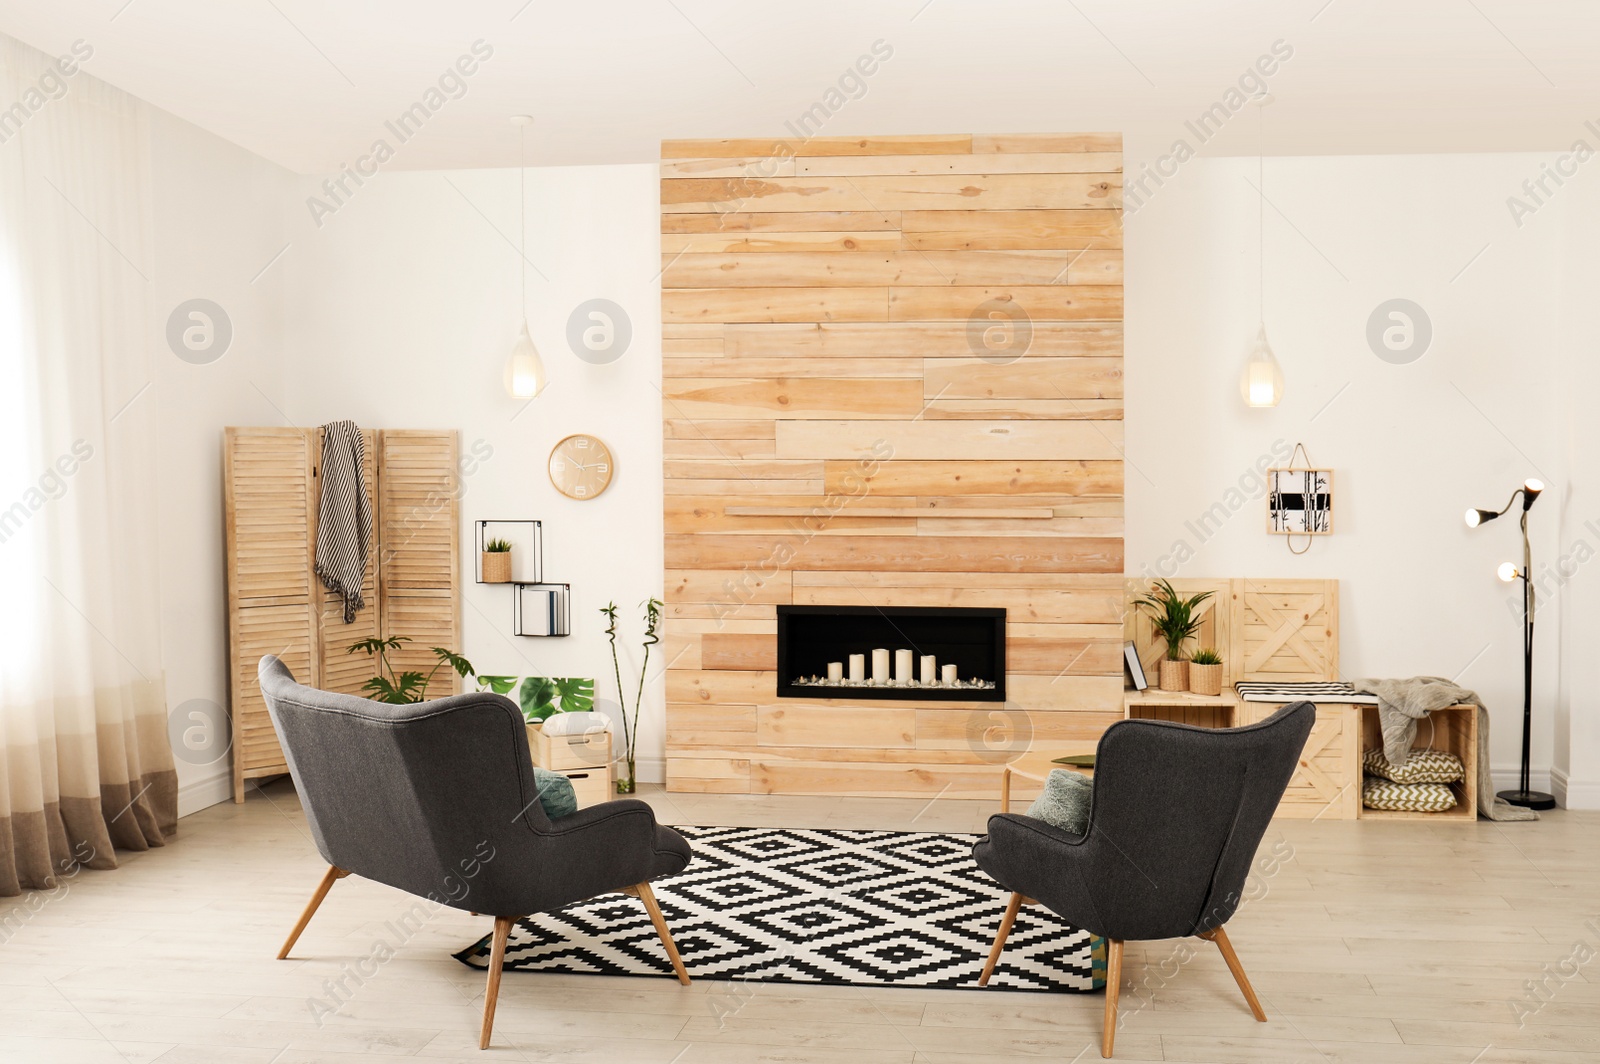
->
[1133, 579, 1214, 692]
[482, 537, 513, 583]
[601, 597, 663, 795]
[1188, 647, 1224, 696]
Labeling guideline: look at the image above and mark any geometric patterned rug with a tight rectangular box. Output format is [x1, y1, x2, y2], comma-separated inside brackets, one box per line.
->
[454, 825, 1103, 993]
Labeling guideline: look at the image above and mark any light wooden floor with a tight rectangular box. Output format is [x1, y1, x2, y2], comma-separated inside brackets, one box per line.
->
[2, 780, 1598, 1063]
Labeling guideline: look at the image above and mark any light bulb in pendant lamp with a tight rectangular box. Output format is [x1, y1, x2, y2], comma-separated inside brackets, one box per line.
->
[505, 321, 547, 399]
[1498, 561, 1521, 583]
[1240, 325, 1284, 408]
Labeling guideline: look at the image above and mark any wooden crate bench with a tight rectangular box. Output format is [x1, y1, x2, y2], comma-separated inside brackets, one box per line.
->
[1356, 702, 1478, 821]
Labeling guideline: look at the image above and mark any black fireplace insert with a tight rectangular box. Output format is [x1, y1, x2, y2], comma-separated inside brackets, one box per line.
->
[775, 604, 1006, 702]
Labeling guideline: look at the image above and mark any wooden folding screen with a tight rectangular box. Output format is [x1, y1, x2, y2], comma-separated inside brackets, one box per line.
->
[223, 427, 460, 801]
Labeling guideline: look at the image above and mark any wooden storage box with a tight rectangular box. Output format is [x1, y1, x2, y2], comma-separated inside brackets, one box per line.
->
[1238, 700, 1361, 820]
[529, 722, 611, 770]
[1357, 702, 1477, 821]
[527, 722, 613, 809]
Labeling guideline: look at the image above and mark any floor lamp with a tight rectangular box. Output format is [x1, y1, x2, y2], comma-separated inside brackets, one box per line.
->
[1465, 478, 1556, 810]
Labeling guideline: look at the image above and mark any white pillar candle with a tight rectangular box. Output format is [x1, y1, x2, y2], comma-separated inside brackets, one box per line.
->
[894, 649, 914, 685]
[871, 648, 890, 684]
[920, 655, 937, 686]
[827, 661, 844, 682]
[848, 654, 865, 682]
[941, 663, 958, 686]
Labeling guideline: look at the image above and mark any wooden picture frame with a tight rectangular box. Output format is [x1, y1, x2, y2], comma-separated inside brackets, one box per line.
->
[1267, 468, 1333, 535]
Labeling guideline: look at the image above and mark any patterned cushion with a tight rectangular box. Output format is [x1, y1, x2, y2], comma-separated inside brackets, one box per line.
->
[1362, 775, 1457, 813]
[1363, 748, 1464, 785]
[1025, 768, 1093, 835]
[532, 767, 578, 819]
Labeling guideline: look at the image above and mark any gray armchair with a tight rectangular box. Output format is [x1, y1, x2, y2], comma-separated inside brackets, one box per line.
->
[973, 702, 1314, 1058]
[257, 655, 693, 1049]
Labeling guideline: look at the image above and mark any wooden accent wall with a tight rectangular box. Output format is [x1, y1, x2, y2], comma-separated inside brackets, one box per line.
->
[661, 133, 1124, 797]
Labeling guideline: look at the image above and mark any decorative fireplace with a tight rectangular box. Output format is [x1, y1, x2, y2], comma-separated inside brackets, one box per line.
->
[776, 605, 1006, 702]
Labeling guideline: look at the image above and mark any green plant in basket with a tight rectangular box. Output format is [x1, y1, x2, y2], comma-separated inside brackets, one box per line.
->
[1190, 647, 1222, 666]
[1133, 579, 1213, 662]
[484, 538, 513, 552]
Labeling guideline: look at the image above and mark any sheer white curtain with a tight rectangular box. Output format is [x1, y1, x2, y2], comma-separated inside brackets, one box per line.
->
[0, 35, 174, 896]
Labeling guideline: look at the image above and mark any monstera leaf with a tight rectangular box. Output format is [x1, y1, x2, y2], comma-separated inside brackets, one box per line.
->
[553, 677, 595, 714]
[519, 677, 559, 721]
[516, 676, 596, 721]
[475, 675, 518, 696]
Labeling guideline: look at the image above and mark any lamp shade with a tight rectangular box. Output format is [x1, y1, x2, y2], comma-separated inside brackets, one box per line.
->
[1239, 325, 1283, 408]
[1465, 508, 1499, 528]
[1522, 478, 1544, 508]
[505, 321, 547, 399]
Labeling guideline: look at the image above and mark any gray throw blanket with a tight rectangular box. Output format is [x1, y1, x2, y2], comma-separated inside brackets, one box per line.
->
[1352, 676, 1536, 822]
[314, 420, 371, 623]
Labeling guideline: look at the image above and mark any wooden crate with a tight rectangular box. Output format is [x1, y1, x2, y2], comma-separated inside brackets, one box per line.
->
[1238, 700, 1361, 820]
[527, 723, 614, 810]
[1357, 703, 1478, 821]
[1124, 577, 1232, 684]
[528, 722, 612, 771]
[1123, 689, 1239, 729]
[1230, 578, 1339, 682]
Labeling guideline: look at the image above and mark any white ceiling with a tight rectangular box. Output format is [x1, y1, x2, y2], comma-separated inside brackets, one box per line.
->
[1, 0, 1596, 174]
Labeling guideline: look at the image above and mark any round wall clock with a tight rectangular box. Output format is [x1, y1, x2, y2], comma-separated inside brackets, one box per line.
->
[548, 433, 614, 500]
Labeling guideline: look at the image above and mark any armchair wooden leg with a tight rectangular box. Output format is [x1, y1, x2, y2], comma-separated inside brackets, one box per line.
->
[1199, 927, 1267, 1021]
[277, 865, 348, 960]
[979, 892, 1023, 986]
[479, 915, 515, 1050]
[625, 883, 691, 985]
[1102, 938, 1123, 1058]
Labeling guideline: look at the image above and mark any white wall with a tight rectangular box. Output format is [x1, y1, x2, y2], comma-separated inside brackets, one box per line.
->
[146, 138, 1600, 812]
[1123, 146, 1570, 796]
[279, 164, 668, 779]
[149, 108, 295, 814]
[1555, 170, 1600, 810]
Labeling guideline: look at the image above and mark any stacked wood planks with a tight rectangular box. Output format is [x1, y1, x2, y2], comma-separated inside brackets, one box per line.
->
[661, 134, 1124, 796]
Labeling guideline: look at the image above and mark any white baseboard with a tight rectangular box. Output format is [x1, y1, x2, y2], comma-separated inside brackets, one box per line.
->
[178, 771, 234, 818]
[1552, 767, 1600, 810]
[635, 756, 665, 785]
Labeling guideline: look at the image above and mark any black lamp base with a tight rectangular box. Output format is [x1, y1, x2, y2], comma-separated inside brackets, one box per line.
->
[1498, 788, 1557, 811]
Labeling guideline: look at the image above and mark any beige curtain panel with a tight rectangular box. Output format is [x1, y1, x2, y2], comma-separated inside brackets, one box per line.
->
[0, 37, 176, 897]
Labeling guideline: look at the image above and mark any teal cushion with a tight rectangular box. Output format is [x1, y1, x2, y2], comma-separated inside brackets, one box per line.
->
[1025, 769, 1093, 835]
[532, 767, 578, 820]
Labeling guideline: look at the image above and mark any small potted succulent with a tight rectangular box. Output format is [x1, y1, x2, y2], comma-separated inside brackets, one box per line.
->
[482, 537, 513, 584]
[1133, 579, 1214, 692]
[1188, 647, 1224, 696]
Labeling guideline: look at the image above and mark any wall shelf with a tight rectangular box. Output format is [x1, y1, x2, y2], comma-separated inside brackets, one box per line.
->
[475, 519, 570, 636]
[514, 582, 571, 638]
[475, 519, 543, 583]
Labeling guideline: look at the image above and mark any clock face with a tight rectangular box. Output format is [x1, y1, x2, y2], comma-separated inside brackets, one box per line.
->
[548, 434, 614, 500]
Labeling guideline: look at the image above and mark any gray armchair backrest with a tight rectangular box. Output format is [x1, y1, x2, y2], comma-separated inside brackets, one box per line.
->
[1084, 702, 1313, 939]
[257, 654, 552, 914]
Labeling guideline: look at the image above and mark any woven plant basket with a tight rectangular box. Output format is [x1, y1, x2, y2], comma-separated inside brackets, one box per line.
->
[482, 551, 513, 583]
[1188, 662, 1223, 696]
[1158, 659, 1189, 692]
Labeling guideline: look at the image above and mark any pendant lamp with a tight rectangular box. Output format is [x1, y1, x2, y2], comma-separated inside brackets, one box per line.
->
[505, 115, 547, 399]
[1240, 94, 1282, 408]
